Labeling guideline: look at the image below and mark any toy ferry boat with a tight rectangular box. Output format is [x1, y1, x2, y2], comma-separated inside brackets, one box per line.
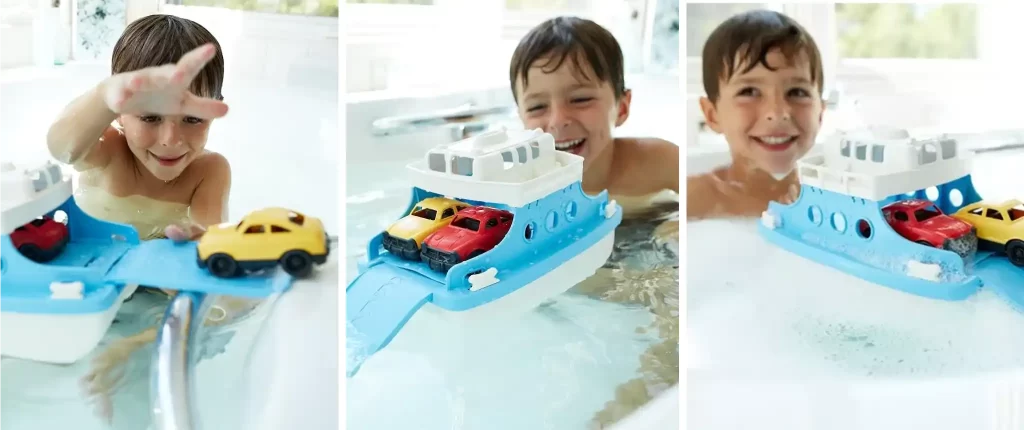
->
[345, 128, 623, 376]
[1, 161, 300, 364]
[759, 128, 1024, 308]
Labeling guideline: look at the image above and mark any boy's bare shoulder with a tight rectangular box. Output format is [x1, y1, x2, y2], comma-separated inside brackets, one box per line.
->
[187, 151, 232, 182]
[611, 137, 679, 193]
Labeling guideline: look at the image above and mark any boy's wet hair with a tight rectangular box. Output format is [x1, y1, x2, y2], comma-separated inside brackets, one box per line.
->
[509, 16, 625, 103]
[112, 14, 225, 100]
[702, 10, 822, 102]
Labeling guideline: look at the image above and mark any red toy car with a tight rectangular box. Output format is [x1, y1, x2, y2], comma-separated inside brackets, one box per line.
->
[420, 206, 513, 273]
[882, 199, 977, 258]
[11, 215, 70, 262]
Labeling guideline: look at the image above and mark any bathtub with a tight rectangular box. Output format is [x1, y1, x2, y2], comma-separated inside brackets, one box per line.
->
[0, 62, 339, 429]
[345, 73, 682, 430]
[687, 132, 1024, 429]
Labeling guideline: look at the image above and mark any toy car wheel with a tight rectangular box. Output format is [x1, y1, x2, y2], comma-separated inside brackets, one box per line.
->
[281, 250, 314, 278]
[207, 253, 240, 278]
[1007, 240, 1024, 267]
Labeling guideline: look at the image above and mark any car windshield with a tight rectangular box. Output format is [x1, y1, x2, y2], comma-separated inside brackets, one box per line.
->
[914, 205, 942, 222]
[411, 206, 437, 220]
[1010, 204, 1024, 222]
[451, 216, 480, 232]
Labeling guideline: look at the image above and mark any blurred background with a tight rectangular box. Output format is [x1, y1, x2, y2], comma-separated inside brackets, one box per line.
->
[686, 2, 1024, 172]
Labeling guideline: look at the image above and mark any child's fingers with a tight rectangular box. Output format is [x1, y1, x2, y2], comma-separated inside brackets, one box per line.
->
[165, 223, 207, 242]
[181, 93, 229, 119]
[172, 43, 217, 86]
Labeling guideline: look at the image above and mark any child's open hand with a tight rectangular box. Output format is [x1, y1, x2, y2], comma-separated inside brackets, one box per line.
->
[103, 43, 228, 120]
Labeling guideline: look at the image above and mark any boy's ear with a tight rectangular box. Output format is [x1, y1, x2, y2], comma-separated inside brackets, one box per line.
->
[699, 96, 722, 134]
[614, 89, 632, 127]
[818, 98, 825, 125]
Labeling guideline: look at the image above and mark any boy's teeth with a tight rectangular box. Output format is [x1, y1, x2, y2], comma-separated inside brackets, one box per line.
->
[555, 138, 583, 150]
[757, 136, 795, 145]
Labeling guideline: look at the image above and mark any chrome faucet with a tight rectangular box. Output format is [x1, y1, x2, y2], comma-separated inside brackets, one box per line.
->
[371, 102, 515, 141]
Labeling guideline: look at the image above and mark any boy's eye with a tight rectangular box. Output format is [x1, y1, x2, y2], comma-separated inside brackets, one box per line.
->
[570, 97, 594, 104]
[787, 88, 811, 98]
[526, 104, 546, 113]
[736, 87, 758, 97]
[184, 116, 204, 125]
[139, 115, 161, 123]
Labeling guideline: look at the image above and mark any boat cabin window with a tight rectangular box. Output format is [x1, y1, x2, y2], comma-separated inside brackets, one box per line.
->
[451, 155, 474, 176]
[517, 146, 528, 163]
[919, 143, 939, 164]
[855, 143, 867, 160]
[840, 139, 851, 157]
[871, 145, 885, 162]
[940, 139, 957, 159]
[530, 141, 540, 159]
[429, 153, 446, 172]
[502, 151, 515, 170]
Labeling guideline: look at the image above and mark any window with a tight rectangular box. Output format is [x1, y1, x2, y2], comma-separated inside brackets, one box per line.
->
[986, 209, 1004, 221]
[1010, 205, 1024, 221]
[516, 146, 527, 163]
[919, 143, 938, 164]
[871, 145, 885, 162]
[836, 4, 977, 59]
[685, 3, 773, 57]
[271, 225, 290, 233]
[245, 225, 266, 234]
[429, 153, 446, 172]
[940, 139, 957, 159]
[451, 155, 474, 176]
[502, 151, 515, 170]
[894, 211, 909, 222]
[165, 0, 339, 17]
[452, 216, 481, 231]
[486, 218, 498, 228]
[840, 140, 851, 157]
[530, 141, 540, 158]
[500, 214, 511, 223]
[347, 0, 649, 92]
[288, 212, 305, 225]
[915, 206, 941, 222]
[969, 207, 984, 216]
[442, 208, 455, 218]
[855, 143, 867, 160]
[411, 206, 437, 220]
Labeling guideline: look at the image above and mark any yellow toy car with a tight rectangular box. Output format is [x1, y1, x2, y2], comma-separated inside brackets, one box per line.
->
[952, 199, 1024, 267]
[382, 197, 467, 260]
[197, 207, 329, 278]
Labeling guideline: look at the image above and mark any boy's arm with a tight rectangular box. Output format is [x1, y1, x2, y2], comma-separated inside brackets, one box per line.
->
[46, 78, 122, 170]
[188, 153, 232, 227]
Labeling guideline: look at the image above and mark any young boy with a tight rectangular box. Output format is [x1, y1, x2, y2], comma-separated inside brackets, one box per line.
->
[509, 16, 679, 209]
[45, 14, 233, 420]
[509, 17, 680, 427]
[687, 9, 825, 220]
[48, 14, 230, 240]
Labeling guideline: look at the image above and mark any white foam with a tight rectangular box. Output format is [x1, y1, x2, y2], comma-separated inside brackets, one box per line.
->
[687, 218, 1024, 380]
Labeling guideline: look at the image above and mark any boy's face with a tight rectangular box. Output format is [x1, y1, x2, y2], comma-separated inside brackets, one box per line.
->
[700, 48, 823, 177]
[120, 113, 213, 181]
[515, 54, 630, 170]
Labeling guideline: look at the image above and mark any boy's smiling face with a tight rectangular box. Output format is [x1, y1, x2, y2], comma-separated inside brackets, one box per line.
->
[700, 48, 823, 176]
[515, 54, 630, 171]
[120, 113, 213, 181]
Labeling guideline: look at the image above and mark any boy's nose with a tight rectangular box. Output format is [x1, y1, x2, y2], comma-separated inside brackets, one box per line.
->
[547, 104, 572, 130]
[158, 124, 183, 146]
